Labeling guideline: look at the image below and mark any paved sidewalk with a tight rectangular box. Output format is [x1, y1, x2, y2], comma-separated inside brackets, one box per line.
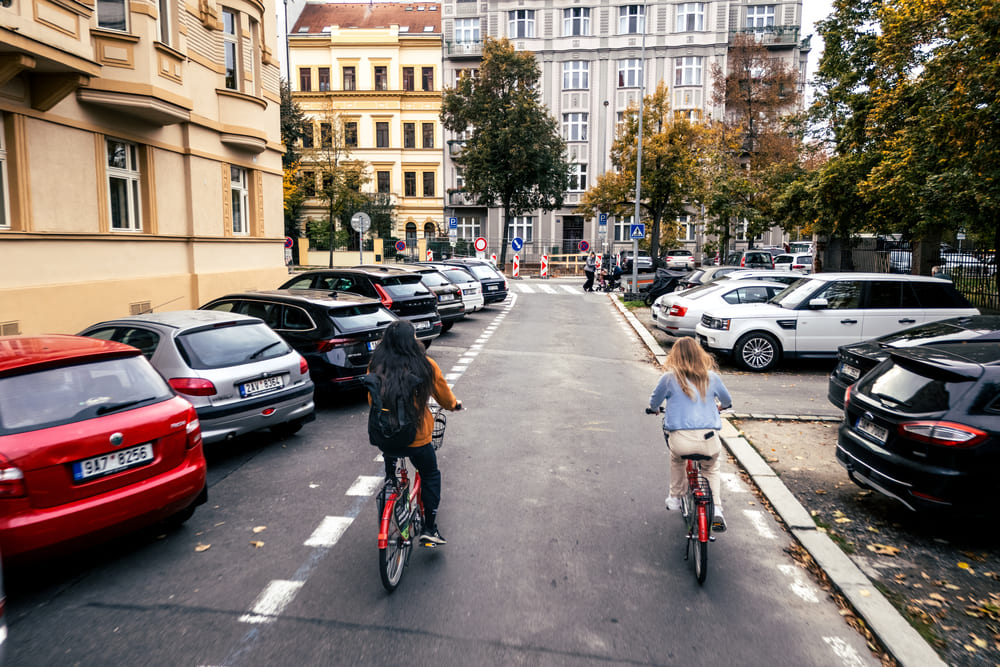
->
[609, 294, 945, 667]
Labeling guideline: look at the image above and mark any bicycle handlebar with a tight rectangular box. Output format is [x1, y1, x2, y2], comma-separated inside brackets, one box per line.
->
[645, 407, 664, 415]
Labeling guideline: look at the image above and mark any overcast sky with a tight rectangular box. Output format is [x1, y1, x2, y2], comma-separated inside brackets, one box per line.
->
[801, 0, 835, 94]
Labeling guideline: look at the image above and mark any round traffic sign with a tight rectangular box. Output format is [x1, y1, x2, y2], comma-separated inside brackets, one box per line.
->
[511, 236, 523, 252]
[579, 240, 590, 253]
[284, 236, 293, 248]
[474, 237, 487, 252]
[350, 211, 371, 233]
[395, 240, 406, 252]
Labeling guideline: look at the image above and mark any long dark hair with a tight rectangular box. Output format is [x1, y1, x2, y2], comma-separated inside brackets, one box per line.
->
[368, 320, 434, 423]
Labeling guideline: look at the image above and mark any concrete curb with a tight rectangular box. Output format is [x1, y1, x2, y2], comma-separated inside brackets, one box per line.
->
[621, 304, 946, 667]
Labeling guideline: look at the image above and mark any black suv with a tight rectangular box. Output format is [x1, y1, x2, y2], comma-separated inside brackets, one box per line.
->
[279, 268, 441, 345]
[361, 265, 465, 332]
[200, 290, 396, 390]
[444, 258, 508, 304]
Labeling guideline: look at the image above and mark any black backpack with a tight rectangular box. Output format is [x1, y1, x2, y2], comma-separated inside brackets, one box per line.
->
[362, 373, 418, 451]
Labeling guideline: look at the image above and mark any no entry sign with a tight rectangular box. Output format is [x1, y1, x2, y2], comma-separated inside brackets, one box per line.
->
[474, 237, 487, 252]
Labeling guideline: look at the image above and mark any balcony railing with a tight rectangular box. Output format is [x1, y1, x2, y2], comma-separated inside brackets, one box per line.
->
[445, 41, 483, 57]
[446, 139, 465, 156]
[730, 26, 801, 47]
[448, 190, 480, 206]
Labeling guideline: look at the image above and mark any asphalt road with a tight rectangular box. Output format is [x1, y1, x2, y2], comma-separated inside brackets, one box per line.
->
[6, 280, 877, 666]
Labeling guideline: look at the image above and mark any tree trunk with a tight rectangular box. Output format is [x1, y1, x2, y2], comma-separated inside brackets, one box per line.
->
[498, 203, 511, 269]
[649, 210, 662, 269]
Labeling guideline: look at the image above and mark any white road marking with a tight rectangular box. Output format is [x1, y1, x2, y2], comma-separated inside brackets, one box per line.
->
[445, 373, 462, 381]
[743, 509, 777, 539]
[304, 516, 354, 547]
[539, 284, 558, 294]
[239, 580, 305, 624]
[822, 636, 868, 667]
[778, 563, 820, 603]
[561, 285, 581, 294]
[345, 476, 383, 496]
[451, 365, 468, 373]
[516, 283, 535, 293]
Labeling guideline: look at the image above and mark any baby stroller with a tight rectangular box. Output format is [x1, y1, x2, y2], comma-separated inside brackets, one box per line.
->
[596, 264, 623, 292]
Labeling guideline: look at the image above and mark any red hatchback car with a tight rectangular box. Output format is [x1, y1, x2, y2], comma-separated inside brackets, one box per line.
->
[0, 335, 207, 562]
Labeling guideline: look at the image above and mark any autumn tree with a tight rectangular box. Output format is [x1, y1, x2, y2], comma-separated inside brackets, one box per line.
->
[280, 80, 309, 263]
[577, 81, 707, 264]
[440, 37, 570, 268]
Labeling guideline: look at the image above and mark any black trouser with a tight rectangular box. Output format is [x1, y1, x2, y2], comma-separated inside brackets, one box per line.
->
[583, 269, 595, 291]
[384, 443, 441, 528]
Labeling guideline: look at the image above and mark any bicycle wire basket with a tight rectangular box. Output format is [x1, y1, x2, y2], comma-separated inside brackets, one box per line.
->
[431, 408, 447, 450]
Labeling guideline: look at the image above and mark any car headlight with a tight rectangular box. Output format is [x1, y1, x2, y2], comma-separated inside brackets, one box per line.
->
[701, 315, 731, 330]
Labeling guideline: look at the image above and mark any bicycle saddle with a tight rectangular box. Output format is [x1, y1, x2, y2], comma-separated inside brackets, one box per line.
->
[681, 453, 713, 461]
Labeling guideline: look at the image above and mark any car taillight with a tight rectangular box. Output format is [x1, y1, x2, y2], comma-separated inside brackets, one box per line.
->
[456, 287, 463, 297]
[669, 305, 688, 317]
[186, 412, 203, 449]
[898, 421, 988, 448]
[317, 338, 354, 353]
[792, 264, 805, 270]
[0, 455, 26, 498]
[169, 378, 217, 396]
[299, 356, 309, 375]
[844, 384, 853, 410]
[373, 283, 393, 309]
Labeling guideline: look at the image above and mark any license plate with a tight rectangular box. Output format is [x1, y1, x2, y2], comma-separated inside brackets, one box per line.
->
[439, 294, 455, 302]
[415, 320, 431, 331]
[856, 417, 888, 443]
[367, 340, 379, 351]
[841, 363, 860, 380]
[239, 375, 284, 398]
[487, 285, 498, 291]
[72, 443, 154, 482]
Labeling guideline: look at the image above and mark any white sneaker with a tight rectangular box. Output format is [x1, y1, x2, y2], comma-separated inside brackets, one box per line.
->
[665, 496, 682, 511]
[712, 506, 727, 533]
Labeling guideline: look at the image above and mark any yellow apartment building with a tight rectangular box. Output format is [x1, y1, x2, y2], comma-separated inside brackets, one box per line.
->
[289, 3, 444, 249]
[0, 0, 286, 336]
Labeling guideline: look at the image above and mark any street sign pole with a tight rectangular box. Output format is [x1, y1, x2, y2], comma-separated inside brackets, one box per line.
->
[630, 0, 648, 300]
[350, 212, 372, 265]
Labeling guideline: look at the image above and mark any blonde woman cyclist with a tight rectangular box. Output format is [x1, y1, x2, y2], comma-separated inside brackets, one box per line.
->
[648, 337, 733, 532]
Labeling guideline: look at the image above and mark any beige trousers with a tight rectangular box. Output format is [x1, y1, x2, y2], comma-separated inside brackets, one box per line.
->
[666, 429, 723, 507]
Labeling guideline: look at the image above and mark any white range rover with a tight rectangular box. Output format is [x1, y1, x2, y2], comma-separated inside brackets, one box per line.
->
[695, 273, 979, 371]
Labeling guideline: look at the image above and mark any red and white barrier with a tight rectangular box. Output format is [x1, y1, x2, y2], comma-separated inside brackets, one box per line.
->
[513, 254, 520, 278]
[596, 254, 603, 271]
[490, 253, 497, 265]
[426, 249, 433, 261]
[540, 254, 549, 277]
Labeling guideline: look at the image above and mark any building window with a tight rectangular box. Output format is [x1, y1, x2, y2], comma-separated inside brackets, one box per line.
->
[562, 61, 589, 90]
[455, 68, 478, 84]
[404, 171, 417, 197]
[422, 67, 434, 91]
[97, 0, 128, 31]
[106, 138, 142, 231]
[618, 58, 643, 88]
[376, 171, 390, 194]
[319, 122, 332, 148]
[374, 66, 388, 91]
[674, 56, 703, 86]
[562, 8, 590, 36]
[376, 122, 389, 148]
[299, 68, 312, 92]
[456, 216, 480, 239]
[403, 67, 414, 91]
[618, 5, 644, 34]
[301, 170, 316, 197]
[678, 214, 696, 241]
[0, 114, 9, 230]
[614, 215, 632, 242]
[747, 5, 775, 30]
[562, 113, 588, 141]
[568, 163, 587, 192]
[222, 9, 239, 90]
[301, 124, 314, 148]
[423, 172, 435, 197]
[508, 10, 535, 38]
[230, 166, 249, 236]
[676, 3, 705, 32]
[455, 18, 480, 42]
[318, 67, 330, 91]
[508, 216, 533, 243]
[403, 123, 416, 149]
[344, 121, 358, 148]
[422, 123, 435, 148]
[343, 66, 356, 90]
[406, 223, 417, 244]
[157, 0, 172, 43]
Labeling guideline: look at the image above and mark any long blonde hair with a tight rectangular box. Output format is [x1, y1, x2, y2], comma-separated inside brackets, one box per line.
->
[665, 337, 717, 400]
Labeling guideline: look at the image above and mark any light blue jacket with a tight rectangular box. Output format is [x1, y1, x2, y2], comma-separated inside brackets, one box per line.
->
[649, 371, 732, 431]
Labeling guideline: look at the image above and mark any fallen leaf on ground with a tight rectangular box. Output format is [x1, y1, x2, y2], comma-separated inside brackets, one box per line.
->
[868, 544, 901, 556]
[930, 593, 948, 603]
[971, 635, 988, 649]
[835, 517, 852, 523]
[867, 527, 880, 533]
[250, 541, 265, 548]
[195, 544, 211, 552]
[814, 489, 827, 495]
[252, 526, 266, 533]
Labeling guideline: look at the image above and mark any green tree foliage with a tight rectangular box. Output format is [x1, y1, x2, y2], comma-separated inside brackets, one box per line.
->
[280, 79, 308, 169]
[440, 37, 570, 267]
[280, 80, 309, 262]
[577, 81, 707, 261]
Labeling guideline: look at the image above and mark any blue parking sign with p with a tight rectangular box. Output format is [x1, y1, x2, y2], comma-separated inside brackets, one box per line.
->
[630, 224, 645, 239]
[448, 217, 458, 229]
[598, 213, 608, 226]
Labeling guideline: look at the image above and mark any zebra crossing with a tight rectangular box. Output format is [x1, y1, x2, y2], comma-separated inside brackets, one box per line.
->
[507, 282, 593, 295]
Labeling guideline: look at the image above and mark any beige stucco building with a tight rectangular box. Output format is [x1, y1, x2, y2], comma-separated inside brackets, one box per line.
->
[0, 0, 286, 336]
[289, 3, 444, 248]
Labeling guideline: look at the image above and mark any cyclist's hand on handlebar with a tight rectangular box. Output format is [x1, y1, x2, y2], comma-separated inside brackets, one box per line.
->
[645, 407, 664, 415]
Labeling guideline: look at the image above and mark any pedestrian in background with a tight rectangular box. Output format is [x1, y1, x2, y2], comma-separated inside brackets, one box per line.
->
[648, 337, 733, 532]
[583, 251, 596, 292]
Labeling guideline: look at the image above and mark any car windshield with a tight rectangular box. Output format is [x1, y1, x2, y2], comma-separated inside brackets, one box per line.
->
[441, 267, 475, 283]
[329, 304, 395, 334]
[467, 265, 501, 280]
[685, 270, 705, 283]
[380, 275, 430, 298]
[176, 321, 291, 369]
[860, 362, 974, 413]
[418, 271, 451, 287]
[0, 356, 173, 435]
[769, 278, 818, 309]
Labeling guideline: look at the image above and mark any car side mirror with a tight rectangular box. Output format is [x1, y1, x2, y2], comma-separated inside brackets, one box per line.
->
[808, 297, 829, 309]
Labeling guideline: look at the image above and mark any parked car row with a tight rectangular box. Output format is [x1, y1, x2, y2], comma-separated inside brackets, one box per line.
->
[0, 258, 509, 566]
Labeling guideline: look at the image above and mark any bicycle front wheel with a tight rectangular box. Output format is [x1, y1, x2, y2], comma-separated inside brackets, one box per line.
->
[693, 504, 709, 584]
[379, 499, 411, 592]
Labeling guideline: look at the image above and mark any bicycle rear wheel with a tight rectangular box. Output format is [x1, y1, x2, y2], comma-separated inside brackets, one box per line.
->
[379, 498, 412, 592]
[693, 504, 709, 585]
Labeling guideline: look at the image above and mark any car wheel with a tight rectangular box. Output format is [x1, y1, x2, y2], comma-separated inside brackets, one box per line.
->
[441, 321, 453, 333]
[271, 420, 304, 438]
[734, 332, 780, 372]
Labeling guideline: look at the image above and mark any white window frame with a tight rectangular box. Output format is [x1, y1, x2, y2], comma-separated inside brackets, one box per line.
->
[97, 0, 129, 31]
[562, 61, 589, 90]
[676, 3, 705, 32]
[562, 113, 588, 141]
[562, 8, 591, 36]
[508, 215, 533, 243]
[508, 10, 535, 38]
[568, 163, 587, 192]
[747, 5, 775, 30]
[454, 18, 480, 43]
[618, 5, 645, 34]
[230, 166, 249, 235]
[614, 215, 633, 242]
[674, 56, 703, 86]
[678, 214, 696, 241]
[0, 113, 9, 229]
[106, 138, 142, 232]
[617, 59, 643, 88]
[222, 8, 239, 90]
[457, 215, 480, 240]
